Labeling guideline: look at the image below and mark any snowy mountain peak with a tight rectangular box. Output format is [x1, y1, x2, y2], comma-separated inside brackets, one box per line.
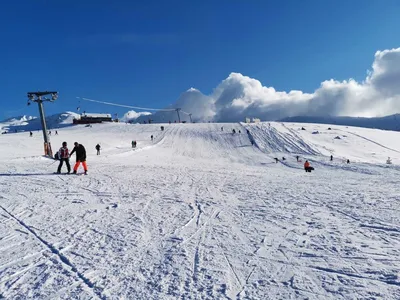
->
[1, 115, 37, 124]
[0, 111, 80, 132]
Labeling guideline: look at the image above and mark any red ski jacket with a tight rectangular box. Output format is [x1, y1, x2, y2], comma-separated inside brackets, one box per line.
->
[58, 147, 69, 159]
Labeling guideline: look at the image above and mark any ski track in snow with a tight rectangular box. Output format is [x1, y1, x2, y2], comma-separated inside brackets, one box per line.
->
[0, 122, 400, 299]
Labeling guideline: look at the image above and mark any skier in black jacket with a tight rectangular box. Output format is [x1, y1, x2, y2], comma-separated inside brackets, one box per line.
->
[70, 142, 88, 174]
[95, 144, 101, 155]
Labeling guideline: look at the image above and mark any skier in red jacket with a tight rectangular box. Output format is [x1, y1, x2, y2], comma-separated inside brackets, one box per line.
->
[57, 141, 71, 174]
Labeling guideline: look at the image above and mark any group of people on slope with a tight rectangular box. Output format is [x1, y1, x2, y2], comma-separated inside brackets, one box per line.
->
[56, 142, 88, 174]
[131, 135, 155, 149]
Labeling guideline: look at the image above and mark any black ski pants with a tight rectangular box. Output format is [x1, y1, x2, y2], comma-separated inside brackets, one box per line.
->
[58, 158, 71, 173]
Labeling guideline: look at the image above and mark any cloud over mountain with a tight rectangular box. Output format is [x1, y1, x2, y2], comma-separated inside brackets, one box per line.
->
[159, 47, 400, 122]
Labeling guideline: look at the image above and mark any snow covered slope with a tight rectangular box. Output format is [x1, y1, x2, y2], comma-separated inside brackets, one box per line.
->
[0, 122, 399, 299]
[245, 122, 400, 164]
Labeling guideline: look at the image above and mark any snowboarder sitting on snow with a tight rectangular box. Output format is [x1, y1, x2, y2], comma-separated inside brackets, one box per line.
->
[70, 142, 87, 174]
[95, 144, 101, 155]
[56, 142, 71, 174]
[304, 160, 314, 172]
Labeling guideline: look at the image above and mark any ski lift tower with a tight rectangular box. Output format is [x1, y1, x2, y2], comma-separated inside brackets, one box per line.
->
[175, 108, 181, 123]
[27, 91, 58, 158]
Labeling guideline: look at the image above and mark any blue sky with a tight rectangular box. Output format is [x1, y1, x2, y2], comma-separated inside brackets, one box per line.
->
[1, 0, 399, 119]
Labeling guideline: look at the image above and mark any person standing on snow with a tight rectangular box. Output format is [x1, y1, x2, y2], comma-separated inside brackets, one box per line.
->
[95, 144, 101, 155]
[56, 141, 71, 174]
[70, 142, 88, 174]
[304, 160, 314, 172]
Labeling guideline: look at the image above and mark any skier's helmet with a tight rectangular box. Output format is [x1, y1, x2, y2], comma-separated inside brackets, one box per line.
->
[74, 142, 78, 146]
[62, 141, 67, 146]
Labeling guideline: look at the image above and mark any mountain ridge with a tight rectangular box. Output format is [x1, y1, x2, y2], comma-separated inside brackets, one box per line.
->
[279, 114, 400, 131]
[2, 111, 400, 133]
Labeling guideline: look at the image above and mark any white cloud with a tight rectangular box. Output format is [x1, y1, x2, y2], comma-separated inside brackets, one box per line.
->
[120, 110, 151, 122]
[157, 47, 400, 122]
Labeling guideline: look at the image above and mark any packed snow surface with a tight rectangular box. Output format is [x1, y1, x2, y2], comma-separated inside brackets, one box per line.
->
[0, 122, 399, 299]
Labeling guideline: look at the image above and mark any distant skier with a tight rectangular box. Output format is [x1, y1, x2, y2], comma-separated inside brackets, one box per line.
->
[239, 130, 241, 134]
[95, 144, 101, 155]
[296, 155, 299, 162]
[251, 140, 255, 146]
[70, 142, 88, 175]
[330, 155, 333, 161]
[274, 158, 279, 163]
[151, 135, 154, 142]
[232, 129, 236, 134]
[132, 140, 137, 148]
[55, 130, 58, 135]
[282, 157, 286, 161]
[221, 126, 224, 131]
[304, 160, 314, 172]
[29, 131, 33, 137]
[347, 159, 350, 164]
[48, 131, 51, 136]
[56, 142, 71, 174]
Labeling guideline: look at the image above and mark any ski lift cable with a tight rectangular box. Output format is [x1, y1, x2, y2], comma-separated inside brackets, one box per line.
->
[3, 105, 30, 119]
[76, 97, 177, 112]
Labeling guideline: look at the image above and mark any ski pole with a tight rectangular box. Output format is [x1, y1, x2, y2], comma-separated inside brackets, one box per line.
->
[48, 159, 58, 166]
